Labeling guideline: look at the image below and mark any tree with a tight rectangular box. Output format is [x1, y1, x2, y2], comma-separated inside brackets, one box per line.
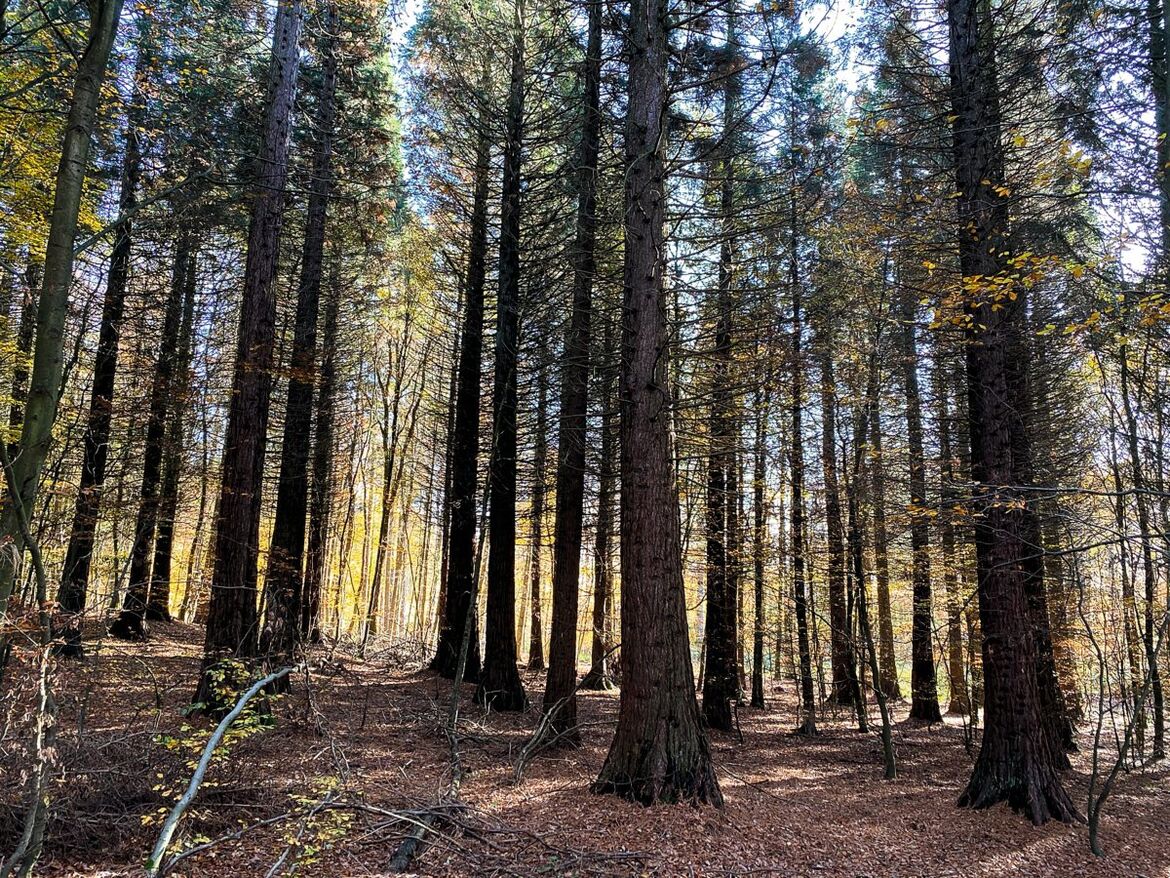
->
[57, 19, 151, 642]
[543, 0, 603, 741]
[476, 0, 528, 711]
[592, 0, 721, 805]
[0, 0, 125, 617]
[947, 0, 1077, 822]
[261, 0, 339, 672]
[195, 0, 303, 705]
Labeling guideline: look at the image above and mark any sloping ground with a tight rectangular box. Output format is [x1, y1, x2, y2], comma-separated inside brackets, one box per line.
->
[10, 621, 1168, 877]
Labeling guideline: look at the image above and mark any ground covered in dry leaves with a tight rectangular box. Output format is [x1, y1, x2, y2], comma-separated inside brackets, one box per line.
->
[7, 622, 1169, 877]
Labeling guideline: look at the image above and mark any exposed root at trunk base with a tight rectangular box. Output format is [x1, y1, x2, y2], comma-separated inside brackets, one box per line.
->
[958, 760, 1080, 826]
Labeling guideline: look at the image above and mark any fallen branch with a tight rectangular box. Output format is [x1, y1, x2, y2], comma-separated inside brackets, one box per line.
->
[145, 664, 300, 877]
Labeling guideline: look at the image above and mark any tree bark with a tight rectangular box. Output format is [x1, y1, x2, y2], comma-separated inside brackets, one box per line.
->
[429, 73, 491, 682]
[936, 357, 969, 714]
[948, 0, 1075, 822]
[543, 0, 602, 738]
[57, 29, 148, 632]
[898, 284, 941, 723]
[526, 364, 547, 671]
[750, 387, 767, 709]
[819, 348, 852, 706]
[303, 257, 341, 641]
[109, 236, 189, 639]
[0, 0, 125, 612]
[262, 0, 337, 671]
[148, 245, 198, 624]
[476, 0, 528, 712]
[195, 0, 302, 707]
[592, 0, 721, 805]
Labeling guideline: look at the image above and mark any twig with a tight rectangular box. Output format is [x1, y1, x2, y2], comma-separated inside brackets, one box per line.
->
[144, 664, 300, 877]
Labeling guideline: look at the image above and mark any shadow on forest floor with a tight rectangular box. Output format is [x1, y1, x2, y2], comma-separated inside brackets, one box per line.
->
[3, 621, 1168, 877]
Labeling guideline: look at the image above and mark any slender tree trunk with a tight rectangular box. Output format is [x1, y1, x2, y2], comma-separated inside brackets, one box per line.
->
[430, 74, 491, 682]
[592, 0, 720, 805]
[0, 0, 125, 612]
[868, 391, 900, 698]
[750, 387, 767, 709]
[948, 0, 1075, 821]
[527, 364, 547, 671]
[580, 316, 616, 692]
[262, 0, 337, 671]
[57, 31, 149, 635]
[477, 0, 528, 711]
[109, 237, 189, 639]
[543, 0, 602, 737]
[1120, 350, 1165, 757]
[898, 284, 941, 722]
[195, 0, 302, 707]
[789, 211, 816, 736]
[303, 256, 341, 641]
[936, 357, 969, 714]
[7, 264, 39, 456]
[148, 246, 198, 623]
[819, 348, 852, 705]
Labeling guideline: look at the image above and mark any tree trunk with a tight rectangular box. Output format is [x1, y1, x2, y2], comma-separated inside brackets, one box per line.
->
[262, 0, 337, 671]
[7, 262, 40, 456]
[57, 30, 148, 634]
[898, 284, 941, 723]
[0, 0, 125, 613]
[303, 256, 341, 642]
[592, 0, 720, 805]
[750, 387, 767, 709]
[867, 394, 900, 699]
[526, 364, 547, 671]
[543, 0, 602, 737]
[936, 357, 969, 714]
[789, 214, 816, 736]
[195, 0, 302, 707]
[1120, 349, 1165, 757]
[580, 316, 616, 692]
[430, 74, 491, 682]
[109, 237, 189, 640]
[948, 0, 1075, 822]
[148, 245, 198, 624]
[819, 348, 852, 706]
[476, 0, 528, 712]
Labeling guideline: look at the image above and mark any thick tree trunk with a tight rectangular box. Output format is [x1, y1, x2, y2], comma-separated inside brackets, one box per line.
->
[195, 0, 302, 707]
[477, 0, 527, 712]
[57, 33, 148, 633]
[898, 285, 941, 723]
[592, 0, 720, 805]
[0, 0, 125, 612]
[544, 0, 602, 735]
[948, 0, 1075, 822]
[262, 0, 337, 671]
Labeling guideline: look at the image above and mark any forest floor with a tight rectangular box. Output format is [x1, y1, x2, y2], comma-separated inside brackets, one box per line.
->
[7, 621, 1169, 877]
